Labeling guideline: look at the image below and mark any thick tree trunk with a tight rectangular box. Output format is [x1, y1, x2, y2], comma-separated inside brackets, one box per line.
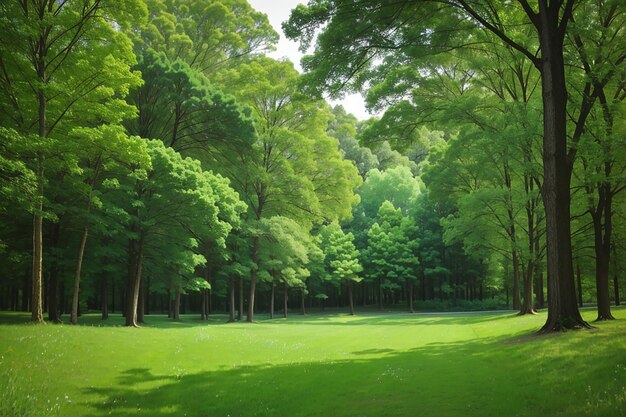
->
[519, 266, 537, 315]
[247, 235, 260, 322]
[348, 281, 355, 315]
[270, 281, 275, 319]
[71, 224, 89, 324]
[537, 15, 588, 332]
[595, 249, 613, 320]
[137, 280, 145, 323]
[592, 193, 614, 321]
[125, 232, 144, 327]
[283, 282, 288, 318]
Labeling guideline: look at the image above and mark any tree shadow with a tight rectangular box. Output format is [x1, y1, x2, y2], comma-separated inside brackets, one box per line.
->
[78, 327, 626, 417]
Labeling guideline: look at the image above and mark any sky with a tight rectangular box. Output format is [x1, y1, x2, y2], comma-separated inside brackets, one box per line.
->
[247, 0, 372, 120]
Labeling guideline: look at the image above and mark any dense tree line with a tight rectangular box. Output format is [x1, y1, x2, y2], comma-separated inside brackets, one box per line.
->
[0, 0, 624, 333]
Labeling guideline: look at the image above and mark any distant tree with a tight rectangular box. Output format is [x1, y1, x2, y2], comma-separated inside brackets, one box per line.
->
[319, 223, 363, 315]
[365, 201, 419, 310]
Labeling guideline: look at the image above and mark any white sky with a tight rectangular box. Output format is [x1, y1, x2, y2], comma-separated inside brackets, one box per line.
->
[247, 0, 372, 120]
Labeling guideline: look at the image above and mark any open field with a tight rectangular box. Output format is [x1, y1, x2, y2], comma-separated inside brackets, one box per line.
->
[1, 308, 625, 417]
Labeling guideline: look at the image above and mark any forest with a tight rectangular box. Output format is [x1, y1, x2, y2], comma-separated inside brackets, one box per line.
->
[0, 0, 625, 335]
[2, 1, 626, 416]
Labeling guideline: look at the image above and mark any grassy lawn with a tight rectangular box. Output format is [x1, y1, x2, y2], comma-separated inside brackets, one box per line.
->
[1, 307, 625, 417]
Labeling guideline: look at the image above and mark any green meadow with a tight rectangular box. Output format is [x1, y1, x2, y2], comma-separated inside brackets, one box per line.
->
[1, 308, 625, 417]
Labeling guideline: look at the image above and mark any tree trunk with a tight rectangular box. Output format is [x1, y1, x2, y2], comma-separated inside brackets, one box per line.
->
[511, 249, 521, 310]
[172, 286, 181, 320]
[125, 232, 144, 327]
[348, 281, 355, 315]
[247, 235, 260, 322]
[137, 280, 145, 323]
[31, 187, 44, 323]
[537, 15, 588, 332]
[200, 289, 207, 320]
[407, 279, 414, 313]
[166, 288, 171, 318]
[300, 287, 306, 315]
[519, 263, 537, 315]
[283, 282, 288, 318]
[202, 265, 211, 320]
[378, 277, 383, 309]
[31, 66, 46, 324]
[71, 224, 89, 324]
[592, 193, 614, 320]
[228, 276, 236, 322]
[519, 182, 536, 315]
[270, 281, 275, 319]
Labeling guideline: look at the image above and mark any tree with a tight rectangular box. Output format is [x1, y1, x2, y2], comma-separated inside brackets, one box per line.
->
[327, 106, 379, 178]
[364, 201, 419, 310]
[216, 57, 360, 321]
[567, 2, 626, 320]
[285, 0, 607, 331]
[318, 223, 363, 315]
[104, 140, 245, 326]
[257, 216, 312, 319]
[0, 0, 145, 322]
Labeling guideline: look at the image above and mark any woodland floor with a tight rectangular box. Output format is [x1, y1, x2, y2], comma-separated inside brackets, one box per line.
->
[0, 307, 625, 417]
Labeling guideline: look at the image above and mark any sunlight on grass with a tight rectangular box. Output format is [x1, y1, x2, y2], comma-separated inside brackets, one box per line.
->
[1, 308, 625, 417]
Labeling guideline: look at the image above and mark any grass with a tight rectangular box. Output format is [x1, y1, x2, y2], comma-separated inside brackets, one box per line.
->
[0, 307, 625, 417]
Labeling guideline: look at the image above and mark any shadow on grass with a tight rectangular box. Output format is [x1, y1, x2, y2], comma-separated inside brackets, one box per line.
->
[78, 326, 626, 417]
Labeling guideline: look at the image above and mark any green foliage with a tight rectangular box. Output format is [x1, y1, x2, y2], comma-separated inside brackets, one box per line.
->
[318, 222, 362, 286]
[364, 201, 419, 291]
[257, 216, 313, 289]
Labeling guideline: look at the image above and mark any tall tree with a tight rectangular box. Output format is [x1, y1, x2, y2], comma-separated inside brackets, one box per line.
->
[0, 0, 145, 322]
[285, 0, 608, 331]
[216, 57, 360, 321]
